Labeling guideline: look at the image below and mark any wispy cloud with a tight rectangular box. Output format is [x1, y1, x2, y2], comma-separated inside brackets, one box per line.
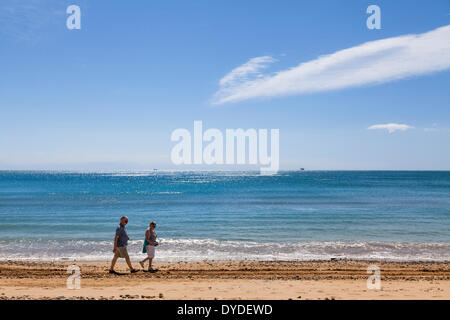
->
[424, 124, 450, 132]
[368, 123, 414, 133]
[212, 25, 450, 105]
[219, 56, 277, 87]
[0, 0, 68, 42]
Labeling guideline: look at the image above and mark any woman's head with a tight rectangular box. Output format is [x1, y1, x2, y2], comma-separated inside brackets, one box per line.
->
[149, 221, 156, 229]
[120, 216, 128, 225]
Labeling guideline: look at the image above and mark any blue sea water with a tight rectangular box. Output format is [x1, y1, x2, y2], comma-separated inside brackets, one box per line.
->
[0, 171, 449, 262]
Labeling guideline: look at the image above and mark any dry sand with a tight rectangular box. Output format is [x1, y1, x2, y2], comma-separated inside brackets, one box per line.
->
[0, 260, 449, 300]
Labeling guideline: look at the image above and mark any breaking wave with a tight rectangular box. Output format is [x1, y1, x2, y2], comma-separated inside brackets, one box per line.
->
[0, 238, 448, 262]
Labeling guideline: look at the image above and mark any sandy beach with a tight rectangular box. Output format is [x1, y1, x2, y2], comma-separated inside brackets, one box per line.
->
[0, 260, 448, 300]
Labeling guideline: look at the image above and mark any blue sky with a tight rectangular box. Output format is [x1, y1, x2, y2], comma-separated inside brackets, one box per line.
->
[1, 0, 449, 170]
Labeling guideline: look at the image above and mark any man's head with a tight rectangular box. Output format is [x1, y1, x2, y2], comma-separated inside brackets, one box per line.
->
[120, 216, 128, 226]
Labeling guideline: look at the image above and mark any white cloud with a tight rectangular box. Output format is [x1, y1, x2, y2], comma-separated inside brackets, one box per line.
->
[368, 123, 414, 133]
[213, 25, 450, 104]
[219, 56, 277, 87]
[424, 126, 450, 132]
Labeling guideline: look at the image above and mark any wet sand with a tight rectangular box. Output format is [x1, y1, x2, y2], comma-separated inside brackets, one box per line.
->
[0, 260, 449, 300]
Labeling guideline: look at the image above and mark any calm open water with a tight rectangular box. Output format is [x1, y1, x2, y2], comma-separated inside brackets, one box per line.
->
[0, 171, 449, 261]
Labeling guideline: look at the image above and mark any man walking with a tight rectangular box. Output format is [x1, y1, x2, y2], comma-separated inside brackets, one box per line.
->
[109, 216, 138, 274]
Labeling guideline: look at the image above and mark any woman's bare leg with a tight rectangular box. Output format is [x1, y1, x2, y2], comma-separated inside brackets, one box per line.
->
[148, 258, 153, 270]
[139, 257, 149, 269]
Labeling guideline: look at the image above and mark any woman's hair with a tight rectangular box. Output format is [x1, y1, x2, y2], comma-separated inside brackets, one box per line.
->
[150, 221, 156, 226]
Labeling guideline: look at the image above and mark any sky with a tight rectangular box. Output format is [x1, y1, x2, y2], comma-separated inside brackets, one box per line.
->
[1, 0, 449, 170]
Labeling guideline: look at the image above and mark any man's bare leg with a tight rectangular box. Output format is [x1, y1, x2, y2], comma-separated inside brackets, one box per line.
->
[110, 255, 118, 271]
[125, 256, 134, 270]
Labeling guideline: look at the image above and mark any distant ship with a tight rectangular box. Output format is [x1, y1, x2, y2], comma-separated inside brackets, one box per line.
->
[300, 168, 305, 171]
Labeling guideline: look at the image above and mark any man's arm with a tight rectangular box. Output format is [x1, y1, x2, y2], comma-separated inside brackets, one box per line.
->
[113, 235, 119, 252]
[113, 234, 119, 253]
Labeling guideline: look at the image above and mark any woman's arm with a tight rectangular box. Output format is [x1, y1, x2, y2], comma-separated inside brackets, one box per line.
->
[146, 230, 157, 246]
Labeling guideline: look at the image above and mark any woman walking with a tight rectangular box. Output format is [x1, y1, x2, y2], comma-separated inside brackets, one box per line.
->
[139, 221, 158, 272]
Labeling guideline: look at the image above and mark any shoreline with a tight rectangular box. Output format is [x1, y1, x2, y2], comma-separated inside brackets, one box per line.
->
[2, 239, 448, 263]
[1, 258, 449, 263]
[1, 259, 449, 300]
[0, 238, 450, 263]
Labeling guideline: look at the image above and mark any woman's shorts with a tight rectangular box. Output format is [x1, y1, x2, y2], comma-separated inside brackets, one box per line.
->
[114, 246, 129, 259]
[146, 245, 155, 258]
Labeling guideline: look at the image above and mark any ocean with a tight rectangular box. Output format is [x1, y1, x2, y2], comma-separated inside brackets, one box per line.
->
[0, 171, 449, 262]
